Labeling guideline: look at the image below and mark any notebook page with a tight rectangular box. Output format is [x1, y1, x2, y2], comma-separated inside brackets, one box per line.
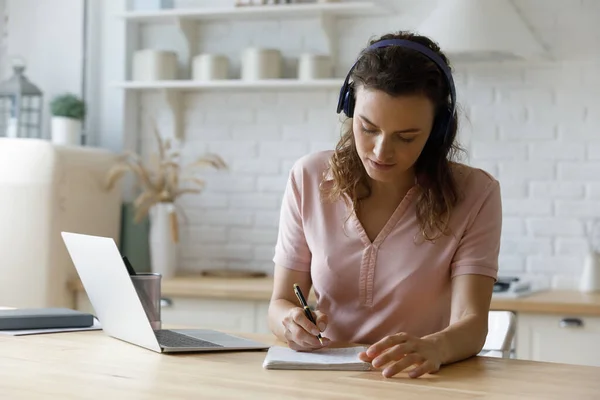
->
[263, 346, 371, 370]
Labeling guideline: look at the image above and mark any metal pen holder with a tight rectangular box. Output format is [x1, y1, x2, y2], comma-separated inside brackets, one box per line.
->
[131, 273, 162, 330]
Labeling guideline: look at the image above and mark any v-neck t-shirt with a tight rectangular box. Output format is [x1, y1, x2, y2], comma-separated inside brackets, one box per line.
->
[273, 150, 502, 345]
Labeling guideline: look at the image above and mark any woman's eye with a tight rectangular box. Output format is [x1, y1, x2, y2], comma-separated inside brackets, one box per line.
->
[361, 127, 377, 134]
[399, 137, 415, 143]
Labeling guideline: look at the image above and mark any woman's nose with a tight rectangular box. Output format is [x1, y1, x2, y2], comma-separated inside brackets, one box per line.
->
[373, 136, 392, 160]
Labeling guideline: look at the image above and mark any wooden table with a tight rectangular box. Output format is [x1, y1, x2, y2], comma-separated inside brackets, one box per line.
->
[1, 329, 600, 399]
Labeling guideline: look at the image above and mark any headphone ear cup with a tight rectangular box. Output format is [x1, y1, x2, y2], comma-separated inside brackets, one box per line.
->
[343, 83, 356, 118]
[431, 107, 452, 144]
[336, 83, 347, 114]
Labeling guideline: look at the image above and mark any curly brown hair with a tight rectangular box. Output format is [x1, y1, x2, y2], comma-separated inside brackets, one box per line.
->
[320, 31, 465, 242]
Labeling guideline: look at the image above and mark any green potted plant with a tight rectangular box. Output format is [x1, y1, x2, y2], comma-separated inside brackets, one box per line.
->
[49, 93, 86, 145]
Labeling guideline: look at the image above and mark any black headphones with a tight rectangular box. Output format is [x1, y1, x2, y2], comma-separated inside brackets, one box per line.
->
[336, 39, 457, 144]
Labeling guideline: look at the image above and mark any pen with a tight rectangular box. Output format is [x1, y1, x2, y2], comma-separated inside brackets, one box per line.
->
[122, 256, 137, 276]
[293, 283, 323, 345]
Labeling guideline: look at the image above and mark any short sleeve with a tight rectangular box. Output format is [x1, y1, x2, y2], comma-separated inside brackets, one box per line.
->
[451, 179, 502, 281]
[272, 164, 312, 272]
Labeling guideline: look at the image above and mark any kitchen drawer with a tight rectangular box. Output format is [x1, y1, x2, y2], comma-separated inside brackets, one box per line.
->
[516, 313, 600, 367]
[161, 297, 256, 333]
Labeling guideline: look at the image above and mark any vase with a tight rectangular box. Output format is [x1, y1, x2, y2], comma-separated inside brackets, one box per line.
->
[579, 251, 600, 293]
[149, 202, 179, 278]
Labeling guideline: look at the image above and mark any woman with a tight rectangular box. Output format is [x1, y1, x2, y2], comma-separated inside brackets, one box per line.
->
[267, 31, 502, 379]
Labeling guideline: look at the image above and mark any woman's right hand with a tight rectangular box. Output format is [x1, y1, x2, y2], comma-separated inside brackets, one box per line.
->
[282, 307, 331, 351]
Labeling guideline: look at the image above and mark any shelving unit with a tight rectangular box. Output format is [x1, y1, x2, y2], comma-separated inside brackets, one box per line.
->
[114, 79, 346, 140]
[116, 2, 383, 22]
[117, 1, 383, 76]
[113, 78, 344, 91]
[117, 1, 382, 140]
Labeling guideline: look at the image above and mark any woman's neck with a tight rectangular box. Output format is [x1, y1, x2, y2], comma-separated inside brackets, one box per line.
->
[367, 169, 416, 205]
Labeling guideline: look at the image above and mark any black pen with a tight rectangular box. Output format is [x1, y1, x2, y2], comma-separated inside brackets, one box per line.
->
[122, 256, 137, 276]
[293, 283, 323, 345]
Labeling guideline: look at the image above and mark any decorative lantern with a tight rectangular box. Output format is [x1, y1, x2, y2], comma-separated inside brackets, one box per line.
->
[0, 61, 44, 139]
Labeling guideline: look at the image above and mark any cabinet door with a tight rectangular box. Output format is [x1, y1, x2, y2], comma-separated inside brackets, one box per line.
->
[254, 301, 271, 334]
[161, 297, 257, 333]
[516, 313, 600, 367]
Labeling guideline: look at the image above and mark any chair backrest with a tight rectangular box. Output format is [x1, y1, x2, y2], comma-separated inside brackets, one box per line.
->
[482, 311, 516, 355]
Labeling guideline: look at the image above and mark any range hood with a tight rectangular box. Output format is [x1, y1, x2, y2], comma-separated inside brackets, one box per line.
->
[417, 0, 547, 61]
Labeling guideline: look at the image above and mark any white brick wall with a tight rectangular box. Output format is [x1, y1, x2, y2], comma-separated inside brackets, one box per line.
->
[139, 0, 600, 287]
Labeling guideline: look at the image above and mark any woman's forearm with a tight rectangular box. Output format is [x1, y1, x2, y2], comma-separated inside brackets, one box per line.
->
[422, 314, 488, 365]
[267, 298, 298, 342]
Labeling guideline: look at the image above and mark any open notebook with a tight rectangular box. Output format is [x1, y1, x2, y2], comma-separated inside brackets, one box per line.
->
[262, 346, 372, 371]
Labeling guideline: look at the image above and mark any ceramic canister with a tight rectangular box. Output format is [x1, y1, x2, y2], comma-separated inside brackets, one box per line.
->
[241, 48, 282, 80]
[132, 49, 178, 81]
[298, 53, 332, 80]
[192, 53, 229, 80]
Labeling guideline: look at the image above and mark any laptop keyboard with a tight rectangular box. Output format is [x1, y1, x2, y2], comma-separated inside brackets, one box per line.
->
[155, 330, 224, 348]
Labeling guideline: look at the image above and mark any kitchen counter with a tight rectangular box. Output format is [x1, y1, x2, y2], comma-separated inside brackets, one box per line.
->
[67, 274, 600, 316]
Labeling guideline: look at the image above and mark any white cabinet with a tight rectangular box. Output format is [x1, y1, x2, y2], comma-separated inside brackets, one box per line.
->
[75, 291, 271, 334]
[160, 297, 269, 333]
[516, 313, 600, 367]
[254, 301, 272, 334]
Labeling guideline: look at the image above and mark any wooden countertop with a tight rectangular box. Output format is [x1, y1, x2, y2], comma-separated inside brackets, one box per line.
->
[68, 274, 282, 301]
[68, 275, 600, 316]
[2, 329, 600, 398]
[491, 289, 600, 316]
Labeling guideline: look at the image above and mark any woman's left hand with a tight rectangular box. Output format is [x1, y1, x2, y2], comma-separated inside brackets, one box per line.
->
[358, 332, 443, 378]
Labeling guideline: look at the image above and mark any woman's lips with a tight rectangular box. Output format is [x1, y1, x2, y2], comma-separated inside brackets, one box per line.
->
[369, 159, 396, 171]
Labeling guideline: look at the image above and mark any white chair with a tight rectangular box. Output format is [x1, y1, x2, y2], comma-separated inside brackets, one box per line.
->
[479, 311, 516, 358]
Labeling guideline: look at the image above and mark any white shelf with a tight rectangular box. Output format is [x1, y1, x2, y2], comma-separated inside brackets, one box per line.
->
[115, 2, 381, 143]
[117, 2, 383, 22]
[114, 79, 344, 140]
[113, 79, 344, 91]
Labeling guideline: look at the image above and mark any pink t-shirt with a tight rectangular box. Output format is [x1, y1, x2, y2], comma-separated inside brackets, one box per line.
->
[273, 150, 502, 345]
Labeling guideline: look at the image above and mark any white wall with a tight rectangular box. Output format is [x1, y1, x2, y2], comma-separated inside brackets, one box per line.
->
[0, 0, 6, 79]
[130, 0, 600, 289]
[4, 0, 599, 290]
[3, 0, 84, 139]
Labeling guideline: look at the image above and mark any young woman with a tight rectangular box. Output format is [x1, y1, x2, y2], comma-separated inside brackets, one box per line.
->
[267, 31, 502, 379]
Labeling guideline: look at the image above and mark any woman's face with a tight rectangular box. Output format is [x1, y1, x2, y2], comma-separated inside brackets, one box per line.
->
[352, 86, 435, 184]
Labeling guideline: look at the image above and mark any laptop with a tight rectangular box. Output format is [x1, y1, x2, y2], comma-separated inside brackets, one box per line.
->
[61, 231, 270, 354]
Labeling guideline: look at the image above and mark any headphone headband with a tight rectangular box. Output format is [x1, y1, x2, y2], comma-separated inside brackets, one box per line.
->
[336, 38, 456, 118]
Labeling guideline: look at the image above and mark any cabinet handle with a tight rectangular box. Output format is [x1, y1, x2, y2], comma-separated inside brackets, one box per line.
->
[559, 317, 583, 328]
[160, 298, 173, 308]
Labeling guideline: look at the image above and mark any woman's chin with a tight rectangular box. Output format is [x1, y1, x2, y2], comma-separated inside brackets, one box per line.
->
[365, 167, 397, 182]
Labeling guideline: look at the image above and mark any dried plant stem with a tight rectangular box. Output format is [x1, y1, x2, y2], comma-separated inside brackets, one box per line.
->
[169, 209, 179, 243]
[104, 118, 227, 238]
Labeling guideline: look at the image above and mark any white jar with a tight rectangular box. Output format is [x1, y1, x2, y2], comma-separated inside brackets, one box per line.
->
[132, 49, 178, 81]
[298, 53, 332, 80]
[241, 48, 282, 81]
[192, 54, 229, 81]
